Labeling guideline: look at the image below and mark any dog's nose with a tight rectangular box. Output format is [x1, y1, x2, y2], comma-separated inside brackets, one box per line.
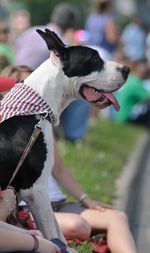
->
[121, 66, 130, 79]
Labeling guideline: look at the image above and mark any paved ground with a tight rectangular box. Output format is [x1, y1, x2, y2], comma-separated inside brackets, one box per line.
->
[113, 132, 150, 252]
[128, 135, 150, 252]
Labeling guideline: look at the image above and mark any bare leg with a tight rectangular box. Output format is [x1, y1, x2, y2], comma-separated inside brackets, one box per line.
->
[55, 212, 91, 240]
[80, 209, 137, 253]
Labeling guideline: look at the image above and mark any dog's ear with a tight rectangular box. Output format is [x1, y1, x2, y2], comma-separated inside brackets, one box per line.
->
[36, 29, 66, 57]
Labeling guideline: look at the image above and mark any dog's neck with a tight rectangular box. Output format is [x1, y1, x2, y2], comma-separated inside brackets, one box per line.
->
[25, 52, 77, 125]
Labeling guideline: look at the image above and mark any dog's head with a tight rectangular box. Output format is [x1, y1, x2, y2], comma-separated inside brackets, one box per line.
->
[37, 29, 129, 112]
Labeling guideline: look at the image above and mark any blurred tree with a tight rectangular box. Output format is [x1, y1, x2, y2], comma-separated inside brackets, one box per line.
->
[12, 0, 90, 28]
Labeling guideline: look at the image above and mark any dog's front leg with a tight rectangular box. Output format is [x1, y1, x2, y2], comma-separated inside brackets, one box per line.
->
[20, 186, 65, 242]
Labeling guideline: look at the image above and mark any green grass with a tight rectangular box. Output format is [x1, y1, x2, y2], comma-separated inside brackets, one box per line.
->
[56, 118, 144, 252]
[57, 118, 144, 203]
[69, 241, 92, 253]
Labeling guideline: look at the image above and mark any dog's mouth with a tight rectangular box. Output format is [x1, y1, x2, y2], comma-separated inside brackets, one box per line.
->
[79, 84, 120, 111]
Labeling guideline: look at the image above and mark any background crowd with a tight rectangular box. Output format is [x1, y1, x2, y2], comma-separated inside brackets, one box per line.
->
[0, 0, 150, 253]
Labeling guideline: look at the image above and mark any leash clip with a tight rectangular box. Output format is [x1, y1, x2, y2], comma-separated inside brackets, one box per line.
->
[34, 112, 49, 129]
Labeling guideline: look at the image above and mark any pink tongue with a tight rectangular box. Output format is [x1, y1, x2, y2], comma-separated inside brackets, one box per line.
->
[83, 87, 120, 111]
[102, 92, 120, 111]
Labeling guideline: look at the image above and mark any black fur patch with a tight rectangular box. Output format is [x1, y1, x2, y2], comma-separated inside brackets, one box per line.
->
[0, 115, 47, 191]
[61, 46, 104, 77]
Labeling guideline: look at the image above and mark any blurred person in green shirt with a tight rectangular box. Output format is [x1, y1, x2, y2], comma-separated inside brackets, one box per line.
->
[0, 19, 14, 70]
[114, 60, 150, 126]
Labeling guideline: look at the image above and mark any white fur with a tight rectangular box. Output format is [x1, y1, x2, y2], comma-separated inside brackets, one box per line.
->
[19, 50, 126, 241]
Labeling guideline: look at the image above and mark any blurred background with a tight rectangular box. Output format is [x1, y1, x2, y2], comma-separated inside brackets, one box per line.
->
[0, 0, 150, 26]
[0, 0, 150, 27]
[1, 1, 150, 252]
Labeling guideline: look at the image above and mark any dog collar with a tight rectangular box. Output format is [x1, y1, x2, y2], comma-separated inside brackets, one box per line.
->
[0, 82, 55, 124]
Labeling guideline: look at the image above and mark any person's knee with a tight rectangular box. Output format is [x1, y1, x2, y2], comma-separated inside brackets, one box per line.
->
[66, 215, 91, 240]
[116, 211, 128, 222]
[109, 210, 128, 227]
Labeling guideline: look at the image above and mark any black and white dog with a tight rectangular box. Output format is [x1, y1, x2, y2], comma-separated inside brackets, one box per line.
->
[0, 29, 129, 241]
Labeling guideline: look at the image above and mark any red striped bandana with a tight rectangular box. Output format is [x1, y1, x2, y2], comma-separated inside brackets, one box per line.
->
[0, 82, 54, 124]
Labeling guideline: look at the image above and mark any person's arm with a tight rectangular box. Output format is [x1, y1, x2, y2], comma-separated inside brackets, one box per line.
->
[0, 227, 36, 252]
[53, 145, 86, 201]
[53, 145, 113, 211]
[0, 188, 16, 221]
[0, 219, 41, 235]
[0, 221, 60, 253]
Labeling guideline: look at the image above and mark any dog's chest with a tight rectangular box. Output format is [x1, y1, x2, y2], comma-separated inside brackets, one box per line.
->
[40, 119, 55, 173]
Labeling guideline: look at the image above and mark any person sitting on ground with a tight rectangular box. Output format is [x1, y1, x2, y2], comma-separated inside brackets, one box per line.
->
[46, 145, 138, 253]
